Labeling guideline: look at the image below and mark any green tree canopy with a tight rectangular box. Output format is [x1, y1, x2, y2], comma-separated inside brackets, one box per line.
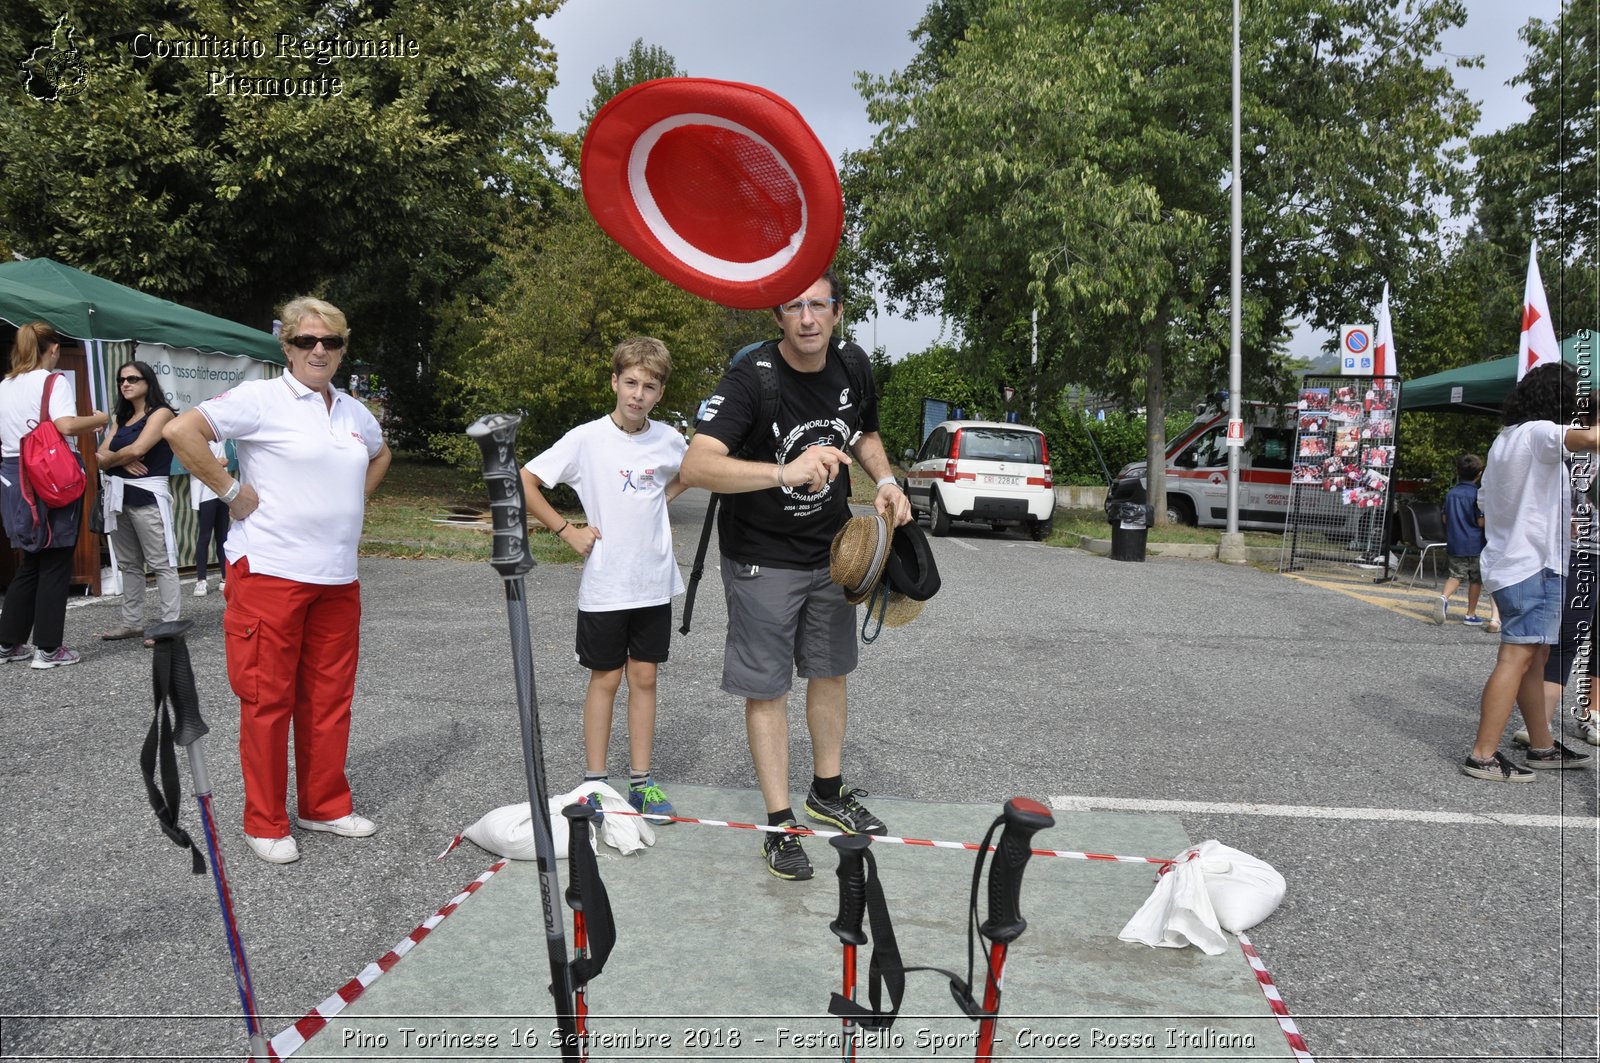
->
[846, 0, 1476, 521]
[0, 0, 562, 445]
[1471, 0, 1595, 335]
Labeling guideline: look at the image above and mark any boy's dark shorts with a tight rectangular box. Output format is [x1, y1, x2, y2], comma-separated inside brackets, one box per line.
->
[576, 604, 672, 672]
[1447, 554, 1482, 584]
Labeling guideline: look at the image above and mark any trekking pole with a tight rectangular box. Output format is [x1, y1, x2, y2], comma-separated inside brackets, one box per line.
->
[144, 618, 269, 1062]
[829, 834, 872, 1062]
[467, 414, 579, 1061]
[973, 797, 1054, 1062]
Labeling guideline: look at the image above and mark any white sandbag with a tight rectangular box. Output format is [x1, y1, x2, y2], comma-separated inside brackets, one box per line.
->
[463, 801, 567, 861]
[461, 782, 656, 862]
[1119, 848, 1228, 955]
[1118, 841, 1285, 955]
[1191, 840, 1285, 933]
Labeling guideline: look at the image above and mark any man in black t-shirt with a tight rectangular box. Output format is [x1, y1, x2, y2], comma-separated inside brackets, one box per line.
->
[682, 269, 911, 880]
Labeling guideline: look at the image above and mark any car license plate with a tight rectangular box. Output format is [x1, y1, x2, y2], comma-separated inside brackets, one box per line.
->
[981, 474, 1021, 486]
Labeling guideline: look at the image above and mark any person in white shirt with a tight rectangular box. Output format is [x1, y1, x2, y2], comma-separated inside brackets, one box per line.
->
[0, 323, 108, 668]
[164, 297, 392, 863]
[519, 337, 688, 821]
[1464, 363, 1600, 782]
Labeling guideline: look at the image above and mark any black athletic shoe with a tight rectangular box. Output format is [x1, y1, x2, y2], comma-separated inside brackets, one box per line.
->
[763, 821, 813, 880]
[804, 785, 886, 835]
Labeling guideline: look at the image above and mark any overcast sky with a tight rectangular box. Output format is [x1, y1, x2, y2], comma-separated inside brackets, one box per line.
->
[537, 0, 1563, 365]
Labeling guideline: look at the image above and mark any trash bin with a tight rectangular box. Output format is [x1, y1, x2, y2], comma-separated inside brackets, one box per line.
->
[1109, 502, 1152, 562]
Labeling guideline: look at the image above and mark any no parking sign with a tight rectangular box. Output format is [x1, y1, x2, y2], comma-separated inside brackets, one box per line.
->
[1339, 324, 1375, 375]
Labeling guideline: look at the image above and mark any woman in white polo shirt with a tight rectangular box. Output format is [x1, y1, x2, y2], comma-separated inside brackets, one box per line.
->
[164, 297, 392, 864]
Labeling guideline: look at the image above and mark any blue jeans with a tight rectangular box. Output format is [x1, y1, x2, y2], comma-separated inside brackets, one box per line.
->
[1490, 569, 1562, 645]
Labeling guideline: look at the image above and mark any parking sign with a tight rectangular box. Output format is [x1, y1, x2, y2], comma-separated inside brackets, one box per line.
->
[1339, 324, 1375, 375]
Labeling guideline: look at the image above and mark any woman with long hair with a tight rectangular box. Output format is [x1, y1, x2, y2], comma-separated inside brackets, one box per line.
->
[96, 359, 180, 642]
[0, 323, 108, 667]
[1464, 362, 1600, 781]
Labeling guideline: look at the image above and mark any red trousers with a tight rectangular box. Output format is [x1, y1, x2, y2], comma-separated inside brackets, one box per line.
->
[223, 557, 362, 838]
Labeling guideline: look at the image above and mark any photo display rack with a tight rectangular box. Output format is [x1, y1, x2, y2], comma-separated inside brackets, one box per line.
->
[1279, 374, 1402, 577]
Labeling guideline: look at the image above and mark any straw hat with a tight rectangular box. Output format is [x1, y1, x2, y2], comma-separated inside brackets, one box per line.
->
[830, 513, 893, 605]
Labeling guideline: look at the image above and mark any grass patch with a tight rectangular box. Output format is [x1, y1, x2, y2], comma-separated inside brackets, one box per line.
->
[1044, 507, 1281, 548]
[360, 453, 585, 564]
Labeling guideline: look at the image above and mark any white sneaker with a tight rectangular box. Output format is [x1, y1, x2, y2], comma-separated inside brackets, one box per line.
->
[294, 813, 376, 838]
[1576, 716, 1600, 747]
[193, 580, 208, 597]
[244, 834, 300, 864]
[1512, 729, 1530, 747]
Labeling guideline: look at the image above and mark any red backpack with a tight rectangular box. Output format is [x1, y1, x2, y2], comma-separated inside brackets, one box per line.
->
[20, 373, 87, 508]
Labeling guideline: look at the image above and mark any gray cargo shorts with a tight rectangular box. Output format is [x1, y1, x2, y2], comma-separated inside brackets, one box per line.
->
[719, 556, 858, 700]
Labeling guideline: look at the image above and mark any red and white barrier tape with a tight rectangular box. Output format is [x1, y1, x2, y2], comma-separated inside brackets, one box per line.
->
[266, 859, 510, 1061]
[440, 809, 1175, 867]
[1238, 931, 1316, 1061]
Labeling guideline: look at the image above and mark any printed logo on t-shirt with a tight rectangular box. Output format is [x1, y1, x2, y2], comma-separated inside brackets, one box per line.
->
[838, 387, 852, 410]
[619, 468, 659, 493]
[775, 417, 851, 507]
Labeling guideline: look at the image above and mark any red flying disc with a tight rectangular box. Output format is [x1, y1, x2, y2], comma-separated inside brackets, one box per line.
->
[581, 78, 843, 310]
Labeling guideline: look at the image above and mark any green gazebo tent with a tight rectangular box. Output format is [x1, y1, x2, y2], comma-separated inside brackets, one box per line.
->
[0, 257, 282, 363]
[1399, 333, 1594, 415]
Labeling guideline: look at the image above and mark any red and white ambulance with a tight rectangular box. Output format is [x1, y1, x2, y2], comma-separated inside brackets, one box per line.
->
[1106, 403, 1297, 529]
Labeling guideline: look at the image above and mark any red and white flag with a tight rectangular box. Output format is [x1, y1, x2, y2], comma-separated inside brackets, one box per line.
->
[1373, 281, 1397, 377]
[1518, 240, 1559, 380]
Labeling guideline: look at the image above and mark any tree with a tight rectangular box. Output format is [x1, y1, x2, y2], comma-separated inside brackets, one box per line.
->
[846, 0, 1476, 522]
[0, 0, 563, 445]
[1471, 0, 1595, 336]
[876, 345, 994, 461]
[429, 199, 770, 469]
[580, 37, 685, 127]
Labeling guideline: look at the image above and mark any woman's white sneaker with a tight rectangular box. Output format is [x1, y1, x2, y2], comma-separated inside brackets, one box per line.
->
[244, 834, 300, 863]
[294, 813, 376, 837]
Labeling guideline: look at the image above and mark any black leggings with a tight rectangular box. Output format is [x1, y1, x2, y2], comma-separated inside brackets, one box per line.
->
[0, 545, 73, 652]
[194, 498, 231, 581]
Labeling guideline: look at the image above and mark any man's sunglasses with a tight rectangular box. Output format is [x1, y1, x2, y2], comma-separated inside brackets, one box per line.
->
[287, 334, 346, 351]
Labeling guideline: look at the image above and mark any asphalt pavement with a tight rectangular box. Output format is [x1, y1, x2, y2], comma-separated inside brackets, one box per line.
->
[1, 486, 1595, 1061]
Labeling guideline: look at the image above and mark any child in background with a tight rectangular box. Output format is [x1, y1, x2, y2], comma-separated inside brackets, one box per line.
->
[1438, 453, 1500, 630]
[519, 337, 688, 820]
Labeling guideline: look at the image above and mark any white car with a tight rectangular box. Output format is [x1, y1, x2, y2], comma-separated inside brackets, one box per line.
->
[902, 420, 1055, 539]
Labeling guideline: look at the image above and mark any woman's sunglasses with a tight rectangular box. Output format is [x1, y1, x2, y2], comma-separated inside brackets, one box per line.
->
[287, 334, 346, 351]
[118, 375, 145, 384]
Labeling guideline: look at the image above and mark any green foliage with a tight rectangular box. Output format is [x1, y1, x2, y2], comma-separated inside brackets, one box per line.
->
[876, 345, 993, 461]
[1472, 0, 1596, 335]
[1035, 405, 1197, 485]
[579, 38, 685, 128]
[846, 0, 1476, 520]
[429, 198, 770, 468]
[0, 0, 564, 447]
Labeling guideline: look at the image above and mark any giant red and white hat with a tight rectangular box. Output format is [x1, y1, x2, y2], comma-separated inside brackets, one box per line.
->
[580, 77, 843, 310]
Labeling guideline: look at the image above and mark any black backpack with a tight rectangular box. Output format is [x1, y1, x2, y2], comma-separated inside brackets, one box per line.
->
[679, 337, 874, 635]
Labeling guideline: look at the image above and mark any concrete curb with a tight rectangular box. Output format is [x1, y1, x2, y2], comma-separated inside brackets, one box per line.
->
[1073, 534, 1281, 563]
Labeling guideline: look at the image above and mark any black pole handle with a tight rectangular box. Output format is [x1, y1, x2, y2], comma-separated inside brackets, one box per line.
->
[148, 620, 209, 746]
[979, 797, 1054, 946]
[561, 802, 598, 910]
[829, 833, 871, 946]
[466, 414, 534, 578]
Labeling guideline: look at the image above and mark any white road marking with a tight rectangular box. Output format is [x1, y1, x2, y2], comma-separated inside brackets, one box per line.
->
[1051, 793, 1599, 831]
[947, 538, 980, 551]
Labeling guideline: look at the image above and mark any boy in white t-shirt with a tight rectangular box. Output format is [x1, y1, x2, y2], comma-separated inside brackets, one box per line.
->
[1464, 363, 1600, 782]
[519, 337, 689, 820]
